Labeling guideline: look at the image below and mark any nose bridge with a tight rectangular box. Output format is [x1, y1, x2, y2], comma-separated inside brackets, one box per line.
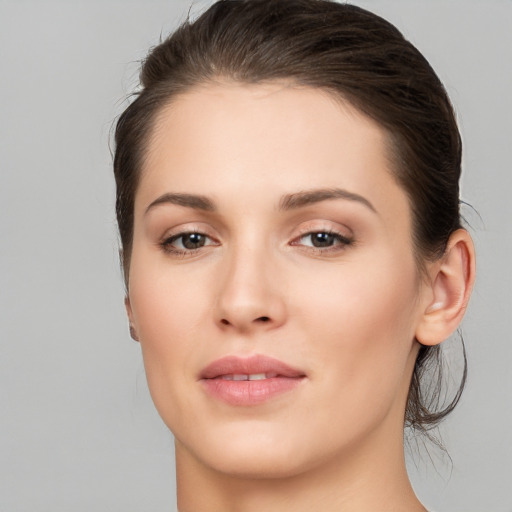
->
[215, 235, 285, 331]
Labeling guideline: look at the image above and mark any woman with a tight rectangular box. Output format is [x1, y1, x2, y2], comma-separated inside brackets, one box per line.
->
[113, 1, 475, 510]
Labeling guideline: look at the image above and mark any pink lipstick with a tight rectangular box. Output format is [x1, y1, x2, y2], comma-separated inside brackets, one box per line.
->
[200, 354, 306, 406]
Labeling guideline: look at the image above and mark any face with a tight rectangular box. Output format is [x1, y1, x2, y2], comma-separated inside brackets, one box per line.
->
[126, 82, 429, 478]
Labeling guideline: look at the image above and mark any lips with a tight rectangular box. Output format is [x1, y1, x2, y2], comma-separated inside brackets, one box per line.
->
[200, 354, 306, 380]
[200, 354, 306, 406]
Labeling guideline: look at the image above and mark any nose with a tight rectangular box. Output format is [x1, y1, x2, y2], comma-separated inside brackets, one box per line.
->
[214, 245, 287, 333]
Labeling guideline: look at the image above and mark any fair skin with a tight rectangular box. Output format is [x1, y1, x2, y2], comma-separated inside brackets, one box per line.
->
[125, 82, 475, 512]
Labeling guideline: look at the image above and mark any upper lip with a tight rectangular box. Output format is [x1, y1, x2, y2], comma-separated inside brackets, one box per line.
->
[199, 354, 306, 379]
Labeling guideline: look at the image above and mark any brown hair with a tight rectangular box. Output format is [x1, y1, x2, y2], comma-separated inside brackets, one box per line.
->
[113, 0, 466, 435]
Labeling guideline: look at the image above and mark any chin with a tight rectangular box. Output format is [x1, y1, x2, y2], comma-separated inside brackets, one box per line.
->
[205, 450, 309, 480]
[177, 420, 319, 479]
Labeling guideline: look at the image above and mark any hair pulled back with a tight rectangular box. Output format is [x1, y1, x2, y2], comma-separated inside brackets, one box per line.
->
[113, 0, 466, 435]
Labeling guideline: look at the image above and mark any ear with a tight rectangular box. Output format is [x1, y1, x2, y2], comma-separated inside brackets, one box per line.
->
[415, 229, 476, 346]
[124, 296, 140, 342]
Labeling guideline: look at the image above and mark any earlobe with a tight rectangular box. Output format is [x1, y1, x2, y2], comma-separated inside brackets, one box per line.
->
[415, 229, 476, 346]
[125, 296, 140, 342]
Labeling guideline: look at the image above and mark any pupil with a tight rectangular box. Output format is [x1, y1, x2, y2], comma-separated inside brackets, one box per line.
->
[312, 232, 334, 247]
[183, 233, 205, 249]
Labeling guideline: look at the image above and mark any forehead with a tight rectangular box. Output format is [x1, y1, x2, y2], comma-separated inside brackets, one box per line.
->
[147, 81, 389, 174]
[137, 81, 410, 225]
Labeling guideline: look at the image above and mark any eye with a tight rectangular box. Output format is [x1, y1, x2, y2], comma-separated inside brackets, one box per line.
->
[302, 232, 338, 248]
[161, 231, 217, 254]
[293, 230, 353, 250]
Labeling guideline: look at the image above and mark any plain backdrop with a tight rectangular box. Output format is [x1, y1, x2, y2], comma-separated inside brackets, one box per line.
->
[1, 1, 511, 511]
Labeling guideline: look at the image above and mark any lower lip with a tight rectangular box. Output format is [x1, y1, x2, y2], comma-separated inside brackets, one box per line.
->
[201, 377, 304, 406]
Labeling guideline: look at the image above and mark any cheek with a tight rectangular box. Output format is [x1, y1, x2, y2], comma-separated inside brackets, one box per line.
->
[129, 246, 211, 343]
[297, 252, 418, 327]
[127, 258, 207, 420]
[293, 253, 420, 413]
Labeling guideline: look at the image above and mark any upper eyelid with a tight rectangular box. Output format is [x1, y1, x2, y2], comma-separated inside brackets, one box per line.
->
[292, 230, 353, 246]
[297, 229, 350, 239]
[160, 223, 216, 240]
[157, 220, 353, 243]
[292, 221, 353, 238]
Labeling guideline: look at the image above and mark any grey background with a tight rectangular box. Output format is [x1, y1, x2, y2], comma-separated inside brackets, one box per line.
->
[0, 1, 510, 510]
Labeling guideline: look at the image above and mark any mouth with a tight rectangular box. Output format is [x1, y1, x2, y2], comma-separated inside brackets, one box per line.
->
[199, 354, 306, 406]
[216, 372, 280, 381]
[200, 353, 306, 379]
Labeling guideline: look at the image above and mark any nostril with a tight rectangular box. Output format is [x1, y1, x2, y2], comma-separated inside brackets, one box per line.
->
[218, 316, 272, 327]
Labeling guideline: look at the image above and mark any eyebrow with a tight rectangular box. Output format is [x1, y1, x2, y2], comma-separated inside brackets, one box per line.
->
[145, 193, 215, 215]
[279, 188, 377, 214]
[144, 187, 377, 215]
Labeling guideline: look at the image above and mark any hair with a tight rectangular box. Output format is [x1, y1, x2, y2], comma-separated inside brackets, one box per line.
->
[113, 0, 466, 437]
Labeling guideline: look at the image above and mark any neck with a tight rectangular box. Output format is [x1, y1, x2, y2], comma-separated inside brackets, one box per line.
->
[175, 422, 426, 512]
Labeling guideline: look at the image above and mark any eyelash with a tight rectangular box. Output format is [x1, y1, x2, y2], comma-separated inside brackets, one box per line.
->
[160, 229, 354, 257]
[160, 230, 218, 256]
[291, 230, 354, 254]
